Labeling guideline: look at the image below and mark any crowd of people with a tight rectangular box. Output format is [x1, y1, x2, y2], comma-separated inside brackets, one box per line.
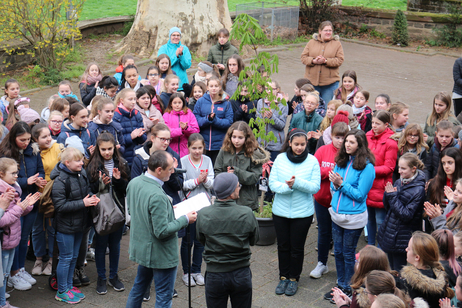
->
[0, 20, 461, 308]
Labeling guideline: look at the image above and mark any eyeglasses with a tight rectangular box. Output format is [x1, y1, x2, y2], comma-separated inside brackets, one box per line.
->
[156, 137, 172, 143]
[50, 120, 63, 124]
[148, 74, 159, 77]
[9, 172, 18, 176]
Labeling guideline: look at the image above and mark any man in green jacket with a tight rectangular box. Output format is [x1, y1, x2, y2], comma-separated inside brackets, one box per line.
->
[196, 173, 259, 308]
[125, 150, 197, 308]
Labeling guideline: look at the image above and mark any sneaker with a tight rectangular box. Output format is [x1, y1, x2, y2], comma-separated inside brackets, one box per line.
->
[172, 289, 178, 298]
[76, 267, 90, 286]
[324, 285, 338, 301]
[108, 274, 125, 292]
[275, 277, 289, 295]
[5, 292, 10, 299]
[42, 259, 52, 276]
[182, 274, 196, 287]
[18, 268, 36, 285]
[86, 248, 95, 261]
[331, 251, 335, 256]
[310, 262, 329, 279]
[31, 260, 43, 276]
[123, 225, 129, 236]
[285, 279, 298, 296]
[329, 287, 352, 304]
[55, 289, 81, 304]
[7, 273, 32, 290]
[96, 277, 107, 295]
[70, 287, 85, 299]
[143, 288, 150, 301]
[0, 301, 19, 308]
[191, 273, 205, 286]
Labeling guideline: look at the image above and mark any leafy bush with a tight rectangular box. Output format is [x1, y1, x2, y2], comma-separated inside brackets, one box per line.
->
[392, 9, 409, 46]
[299, 0, 342, 34]
[432, 3, 462, 48]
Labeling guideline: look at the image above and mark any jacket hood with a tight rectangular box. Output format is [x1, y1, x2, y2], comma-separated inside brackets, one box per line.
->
[23, 142, 40, 156]
[134, 102, 158, 117]
[0, 178, 21, 197]
[170, 109, 188, 116]
[367, 127, 394, 141]
[251, 146, 271, 165]
[313, 32, 340, 42]
[115, 106, 139, 118]
[135, 141, 151, 160]
[400, 265, 447, 295]
[355, 287, 370, 308]
[62, 119, 87, 132]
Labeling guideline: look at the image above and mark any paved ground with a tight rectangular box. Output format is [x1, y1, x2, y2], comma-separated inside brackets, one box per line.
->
[15, 41, 458, 307]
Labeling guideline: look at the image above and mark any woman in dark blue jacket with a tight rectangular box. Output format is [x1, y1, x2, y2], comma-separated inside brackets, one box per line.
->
[0, 121, 46, 290]
[378, 153, 426, 271]
[193, 76, 233, 164]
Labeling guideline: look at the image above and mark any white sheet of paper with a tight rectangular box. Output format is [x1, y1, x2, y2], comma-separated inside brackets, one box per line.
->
[174, 192, 211, 219]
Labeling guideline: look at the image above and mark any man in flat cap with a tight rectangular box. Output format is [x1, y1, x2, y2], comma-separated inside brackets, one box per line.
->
[196, 173, 259, 308]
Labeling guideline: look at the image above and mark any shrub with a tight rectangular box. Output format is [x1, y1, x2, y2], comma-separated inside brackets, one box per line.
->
[432, 3, 462, 48]
[392, 10, 409, 46]
[299, 0, 342, 34]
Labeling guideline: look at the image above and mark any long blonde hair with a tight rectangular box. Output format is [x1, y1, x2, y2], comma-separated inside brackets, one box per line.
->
[397, 123, 428, 155]
[427, 91, 454, 126]
[319, 100, 343, 132]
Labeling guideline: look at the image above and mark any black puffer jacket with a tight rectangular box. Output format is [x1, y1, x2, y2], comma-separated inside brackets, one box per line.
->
[453, 57, 462, 96]
[424, 138, 458, 180]
[377, 170, 426, 253]
[51, 163, 91, 234]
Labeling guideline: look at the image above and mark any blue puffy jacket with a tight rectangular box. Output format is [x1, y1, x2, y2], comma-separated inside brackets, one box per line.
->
[378, 170, 426, 253]
[330, 156, 376, 215]
[131, 142, 183, 206]
[17, 143, 45, 200]
[269, 152, 321, 218]
[193, 93, 233, 151]
[88, 119, 125, 155]
[113, 107, 146, 166]
[57, 120, 96, 155]
[158, 40, 191, 90]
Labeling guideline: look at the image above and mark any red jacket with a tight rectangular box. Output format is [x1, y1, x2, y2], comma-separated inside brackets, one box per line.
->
[314, 143, 338, 207]
[366, 128, 398, 208]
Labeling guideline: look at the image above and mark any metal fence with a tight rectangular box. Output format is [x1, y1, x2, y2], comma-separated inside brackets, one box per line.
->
[235, 2, 299, 41]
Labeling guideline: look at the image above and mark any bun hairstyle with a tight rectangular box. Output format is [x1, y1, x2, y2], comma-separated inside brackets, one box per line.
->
[432, 229, 462, 276]
[399, 153, 424, 171]
[365, 271, 409, 305]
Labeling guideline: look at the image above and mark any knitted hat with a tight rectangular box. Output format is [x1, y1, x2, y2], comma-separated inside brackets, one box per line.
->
[331, 110, 349, 128]
[169, 27, 181, 38]
[65, 135, 85, 154]
[214, 173, 239, 200]
[18, 105, 40, 124]
[337, 104, 359, 129]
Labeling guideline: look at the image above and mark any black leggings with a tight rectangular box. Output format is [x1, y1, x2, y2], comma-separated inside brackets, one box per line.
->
[273, 214, 313, 281]
[454, 98, 462, 118]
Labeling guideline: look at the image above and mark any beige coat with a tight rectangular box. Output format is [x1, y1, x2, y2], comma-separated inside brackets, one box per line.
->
[300, 33, 344, 86]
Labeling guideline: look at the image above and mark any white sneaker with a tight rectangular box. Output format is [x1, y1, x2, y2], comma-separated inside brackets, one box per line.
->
[31, 260, 42, 276]
[310, 261, 329, 279]
[5, 292, 10, 299]
[19, 268, 36, 285]
[182, 274, 196, 287]
[42, 259, 52, 276]
[7, 273, 32, 290]
[191, 273, 205, 286]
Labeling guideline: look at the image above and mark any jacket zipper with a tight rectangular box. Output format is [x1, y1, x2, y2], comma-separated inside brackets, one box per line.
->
[178, 114, 181, 154]
[336, 159, 353, 213]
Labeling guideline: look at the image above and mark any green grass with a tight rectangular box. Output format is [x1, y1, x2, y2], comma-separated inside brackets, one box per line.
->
[80, 0, 407, 21]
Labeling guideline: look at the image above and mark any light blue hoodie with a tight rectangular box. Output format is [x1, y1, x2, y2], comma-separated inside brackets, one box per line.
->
[157, 37, 191, 91]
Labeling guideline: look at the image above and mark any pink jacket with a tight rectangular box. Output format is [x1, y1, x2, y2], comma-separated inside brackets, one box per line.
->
[163, 109, 200, 157]
[0, 179, 32, 250]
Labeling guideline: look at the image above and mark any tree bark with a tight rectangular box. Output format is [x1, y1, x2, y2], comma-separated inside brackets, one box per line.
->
[117, 0, 232, 58]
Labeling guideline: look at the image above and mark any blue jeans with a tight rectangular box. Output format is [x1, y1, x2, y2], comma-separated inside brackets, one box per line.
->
[314, 81, 339, 105]
[332, 222, 362, 291]
[32, 212, 55, 258]
[94, 226, 124, 279]
[180, 222, 204, 274]
[56, 231, 83, 293]
[126, 265, 177, 308]
[366, 207, 387, 246]
[0, 249, 15, 306]
[314, 201, 332, 265]
[205, 267, 252, 308]
[12, 206, 38, 271]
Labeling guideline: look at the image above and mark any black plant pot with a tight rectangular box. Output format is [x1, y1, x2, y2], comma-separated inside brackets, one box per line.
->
[256, 217, 276, 246]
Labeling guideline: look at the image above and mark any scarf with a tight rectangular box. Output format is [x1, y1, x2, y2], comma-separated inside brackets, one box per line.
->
[86, 74, 102, 85]
[125, 80, 141, 92]
[352, 105, 366, 115]
[95, 87, 113, 100]
[286, 147, 309, 164]
[401, 171, 418, 185]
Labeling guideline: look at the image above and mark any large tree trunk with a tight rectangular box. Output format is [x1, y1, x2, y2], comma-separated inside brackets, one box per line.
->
[118, 0, 232, 58]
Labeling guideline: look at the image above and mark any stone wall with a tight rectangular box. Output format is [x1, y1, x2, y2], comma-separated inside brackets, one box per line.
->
[337, 7, 456, 39]
[408, 0, 462, 13]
